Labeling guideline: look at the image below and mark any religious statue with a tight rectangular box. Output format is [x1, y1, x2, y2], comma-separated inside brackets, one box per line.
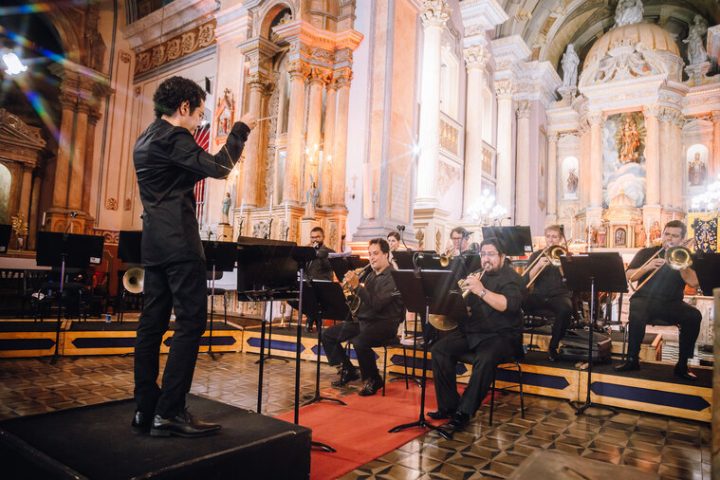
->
[618, 116, 640, 164]
[221, 192, 231, 224]
[566, 168, 579, 194]
[649, 221, 661, 244]
[304, 180, 320, 219]
[683, 15, 708, 66]
[561, 44, 579, 88]
[634, 222, 647, 248]
[614, 228, 627, 247]
[688, 152, 707, 186]
[614, 0, 643, 27]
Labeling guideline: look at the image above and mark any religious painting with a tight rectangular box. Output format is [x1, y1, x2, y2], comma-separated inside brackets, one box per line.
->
[687, 144, 709, 188]
[214, 88, 235, 146]
[689, 213, 719, 253]
[603, 112, 646, 208]
[613, 226, 627, 247]
[561, 156, 579, 199]
[481, 148, 494, 177]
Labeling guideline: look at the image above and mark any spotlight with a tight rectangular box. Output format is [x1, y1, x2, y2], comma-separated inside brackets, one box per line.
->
[2, 52, 27, 76]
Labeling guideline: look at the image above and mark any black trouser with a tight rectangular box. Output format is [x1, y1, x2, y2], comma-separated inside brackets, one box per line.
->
[134, 260, 207, 418]
[322, 319, 398, 380]
[431, 330, 519, 416]
[523, 293, 573, 350]
[626, 296, 701, 363]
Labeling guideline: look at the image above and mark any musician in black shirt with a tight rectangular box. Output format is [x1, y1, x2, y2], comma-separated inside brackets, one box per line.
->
[322, 238, 404, 396]
[132, 77, 255, 437]
[615, 221, 701, 379]
[522, 225, 573, 361]
[430, 238, 526, 431]
[304, 226, 335, 332]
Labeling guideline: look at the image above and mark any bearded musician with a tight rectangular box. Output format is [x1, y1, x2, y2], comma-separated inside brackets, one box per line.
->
[430, 238, 526, 432]
[303, 226, 335, 332]
[321, 238, 404, 396]
[522, 225, 573, 361]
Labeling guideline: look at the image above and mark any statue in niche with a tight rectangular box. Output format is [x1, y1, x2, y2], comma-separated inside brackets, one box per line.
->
[304, 178, 320, 219]
[688, 152, 707, 186]
[684, 15, 708, 66]
[221, 192, 231, 224]
[566, 168, 579, 194]
[634, 222, 647, 248]
[649, 221, 661, 244]
[597, 224, 607, 247]
[614, 0, 644, 27]
[561, 44, 579, 88]
[618, 116, 640, 164]
[614, 228, 627, 247]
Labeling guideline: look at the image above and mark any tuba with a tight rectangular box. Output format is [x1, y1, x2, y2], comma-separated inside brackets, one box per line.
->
[122, 267, 144, 294]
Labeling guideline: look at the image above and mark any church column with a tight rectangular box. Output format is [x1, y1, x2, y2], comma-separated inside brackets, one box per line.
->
[305, 68, 326, 198]
[547, 132, 558, 223]
[670, 111, 685, 209]
[68, 100, 90, 211]
[28, 175, 40, 250]
[82, 108, 100, 214]
[241, 74, 267, 207]
[19, 167, 32, 220]
[283, 61, 309, 204]
[463, 44, 489, 217]
[320, 79, 337, 207]
[495, 81, 514, 215]
[515, 101, 531, 224]
[659, 109, 673, 208]
[52, 90, 77, 209]
[414, 0, 449, 208]
[644, 107, 660, 207]
[588, 112, 603, 208]
[331, 69, 352, 207]
[713, 111, 720, 179]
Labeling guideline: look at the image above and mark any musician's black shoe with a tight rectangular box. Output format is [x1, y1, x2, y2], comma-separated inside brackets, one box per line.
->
[305, 322, 315, 333]
[674, 363, 697, 381]
[427, 409, 455, 420]
[358, 375, 383, 396]
[131, 410, 153, 434]
[548, 348, 559, 362]
[614, 358, 640, 372]
[150, 409, 221, 438]
[332, 366, 359, 387]
[446, 411, 470, 431]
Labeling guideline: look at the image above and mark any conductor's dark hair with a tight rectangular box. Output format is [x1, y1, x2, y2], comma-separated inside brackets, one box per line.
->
[153, 76, 206, 118]
[480, 238, 505, 256]
[387, 231, 401, 241]
[369, 237, 390, 255]
[664, 220, 687, 238]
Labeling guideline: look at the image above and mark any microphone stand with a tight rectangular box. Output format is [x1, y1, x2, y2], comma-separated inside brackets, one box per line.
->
[51, 212, 77, 364]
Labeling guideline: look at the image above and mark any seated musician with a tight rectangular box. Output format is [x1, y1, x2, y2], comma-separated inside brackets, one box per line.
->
[522, 225, 573, 361]
[449, 226, 479, 255]
[322, 238, 404, 396]
[615, 220, 701, 380]
[430, 238, 526, 431]
[304, 226, 335, 332]
[387, 231, 401, 269]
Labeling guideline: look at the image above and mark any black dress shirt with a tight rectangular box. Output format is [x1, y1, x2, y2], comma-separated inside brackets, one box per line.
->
[522, 249, 571, 297]
[461, 264, 527, 349]
[628, 246, 687, 301]
[133, 119, 250, 266]
[355, 267, 404, 323]
[306, 244, 335, 281]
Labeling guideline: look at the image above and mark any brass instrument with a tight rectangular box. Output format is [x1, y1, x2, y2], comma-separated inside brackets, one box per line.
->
[429, 270, 486, 331]
[525, 245, 567, 289]
[343, 264, 371, 316]
[122, 267, 144, 294]
[630, 238, 694, 292]
[438, 247, 455, 268]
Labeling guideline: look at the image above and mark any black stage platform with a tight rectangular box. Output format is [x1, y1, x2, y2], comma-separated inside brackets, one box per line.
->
[0, 395, 311, 480]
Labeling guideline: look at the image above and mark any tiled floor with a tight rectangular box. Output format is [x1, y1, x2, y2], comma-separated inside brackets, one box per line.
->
[0, 352, 710, 479]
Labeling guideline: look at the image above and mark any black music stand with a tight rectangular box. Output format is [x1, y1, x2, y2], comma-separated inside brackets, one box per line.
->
[202, 240, 236, 360]
[36, 232, 104, 363]
[0, 224, 11, 253]
[481, 226, 533, 256]
[560, 252, 626, 416]
[388, 269, 466, 440]
[303, 280, 350, 407]
[692, 252, 720, 296]
[117, 231, 142, 322]
[328, 255, 368, 281]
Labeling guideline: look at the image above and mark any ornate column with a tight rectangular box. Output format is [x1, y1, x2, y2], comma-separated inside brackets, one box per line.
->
[19, 167, 33, 220]
[463, 44, 489, 217]
[414, 0, 449, 208]
[644, 107, 660, 207]
[331, 69, 352, 207]
[82, 109, 100, 214]
[52, 89, 77, 209]
[515, 101, 532, 224]
[305, 68, 326, 196]
[320, 80, 337, 207]
[495, 81, 514, 215]
[588, 111, 603, 209]
[283, 60, 309, 204]
[547, 132, 558, 223]
[68, 101, 90, 211]
[713, 111, 720, 179]
[659, 108, 673, 208]
[242, 73, 268, 207]
[29, 175, 41, 250]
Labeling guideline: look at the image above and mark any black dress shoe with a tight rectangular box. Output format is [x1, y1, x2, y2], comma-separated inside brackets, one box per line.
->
[305, 323, 315, 333]
[358, 376, 383, 396]
[331, 366, 359, 387]
[614, 358, 640, 372]
[131, 411, 153, 434]
[427, 409, 455, 420]
[674, 364, 697, 381]
[446, 411, 470, 431]
[150, 410, 221, 438]
[548, 348, 559, 362]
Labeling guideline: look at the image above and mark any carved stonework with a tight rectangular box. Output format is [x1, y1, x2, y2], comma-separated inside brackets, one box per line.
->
[422, 0, 450, 27]
[580, 43, 668, 87]
[105, 197, 118, 210]
[134, 20, 216, 76]
[437, 161, 459, 196]
[100, 230, 120, 245]
[494, 79, 514, 97]
[463, 45, 490, 69]
[516, 101, 531, 119]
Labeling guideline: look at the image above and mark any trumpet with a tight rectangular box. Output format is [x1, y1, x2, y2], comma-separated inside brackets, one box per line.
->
[439, 247, 455, 268]
[429, 269, 486, 331]
[525, 245, 567, 289]
[630, 238, 694, 292]
[458, 270, 487, 299]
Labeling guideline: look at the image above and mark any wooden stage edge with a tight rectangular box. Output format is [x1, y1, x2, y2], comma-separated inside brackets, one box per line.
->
[0, 323, 712, 423]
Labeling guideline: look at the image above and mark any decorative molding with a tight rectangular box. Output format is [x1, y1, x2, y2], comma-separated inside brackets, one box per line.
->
[0, 109, 47, 151]
[516, 100, 531, 119]
[134, 19, 216, 76]
[421, 0, 450, 28]
[104, 197, 118, 210]
[463, 44, 490, 69]
[460, 0, 508, 37]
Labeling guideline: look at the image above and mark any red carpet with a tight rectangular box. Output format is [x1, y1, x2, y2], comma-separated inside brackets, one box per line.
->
[277, 380, 447, 480]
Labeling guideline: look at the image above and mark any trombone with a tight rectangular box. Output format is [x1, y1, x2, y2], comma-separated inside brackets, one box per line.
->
[630, 238, 694, 292]
[525, 245, 568, 289]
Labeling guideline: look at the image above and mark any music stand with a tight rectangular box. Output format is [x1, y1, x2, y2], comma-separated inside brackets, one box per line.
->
[388, 269, 467, 440]
[117, 231, 142, 322]
[328, 255, 368, 281]
[691, 252, 720, 296]
[560, 252, 627, 416]
[202, 240, 236, 360]
[481, 226, 533, 257]
[0, 224, 11, 253]
[36, 232, 104, 362]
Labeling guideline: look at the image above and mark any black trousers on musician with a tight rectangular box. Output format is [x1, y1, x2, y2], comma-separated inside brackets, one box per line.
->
[134, 260, 208, 418]
[322, 320, 399, 380]
[626, 296, 701, 363]
[523, 293, 573, 350]
[431, 330, 520, 417]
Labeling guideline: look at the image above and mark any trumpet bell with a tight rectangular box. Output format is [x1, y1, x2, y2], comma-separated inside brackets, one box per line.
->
[428, 314, 457, 331]
[123, 267, 144, 294]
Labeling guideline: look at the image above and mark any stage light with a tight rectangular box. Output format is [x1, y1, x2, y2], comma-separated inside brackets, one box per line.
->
[2, 51, 27, 76]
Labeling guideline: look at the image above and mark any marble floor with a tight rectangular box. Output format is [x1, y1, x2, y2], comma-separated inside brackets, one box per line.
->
[0, 352, 711, 479]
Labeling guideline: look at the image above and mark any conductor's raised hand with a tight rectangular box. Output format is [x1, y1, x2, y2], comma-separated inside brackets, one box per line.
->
[240, 113, 257, 130]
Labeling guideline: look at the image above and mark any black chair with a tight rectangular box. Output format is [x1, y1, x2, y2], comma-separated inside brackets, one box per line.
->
[207, 271, 228, 325]
[522, 309, 555, 352]
[344, 337, 409, 396]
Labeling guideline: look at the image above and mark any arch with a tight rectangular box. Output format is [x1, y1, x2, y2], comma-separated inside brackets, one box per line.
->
[259, 2, 295, 40]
